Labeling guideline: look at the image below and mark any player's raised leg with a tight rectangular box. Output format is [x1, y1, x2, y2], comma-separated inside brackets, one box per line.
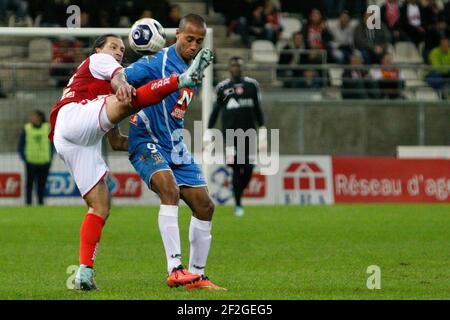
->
[104, 47, 214, 125]
[150, 170, 201, 287]
[180, 186, 227, 291]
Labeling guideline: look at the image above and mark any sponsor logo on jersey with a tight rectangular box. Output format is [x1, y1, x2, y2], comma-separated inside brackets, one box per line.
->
[130, 114, 138, 125]
[0, 173, 21, 198]
[151, 77, 171, 90]
[171, 88, 194, 119]
[151, 153, 165, 164]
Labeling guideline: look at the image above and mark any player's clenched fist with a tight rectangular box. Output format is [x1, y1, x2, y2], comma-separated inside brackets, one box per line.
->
[116, 84, 136, 104]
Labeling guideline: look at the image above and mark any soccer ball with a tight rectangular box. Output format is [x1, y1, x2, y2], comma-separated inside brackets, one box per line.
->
[129, 18, 166, 55]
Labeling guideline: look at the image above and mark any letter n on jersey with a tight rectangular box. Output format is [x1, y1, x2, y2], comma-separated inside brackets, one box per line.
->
[171, 88, 194, 119]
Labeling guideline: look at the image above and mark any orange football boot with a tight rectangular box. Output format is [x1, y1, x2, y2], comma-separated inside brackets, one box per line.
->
[167, 265, 201, 287]
[186, 275, 227, 291]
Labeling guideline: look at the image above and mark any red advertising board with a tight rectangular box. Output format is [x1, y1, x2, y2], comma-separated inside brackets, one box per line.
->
[0, 173, 21, 198]
[110, 173, 142, 198]
[332, 157, 450, 203]
[243, 173, 266, 198]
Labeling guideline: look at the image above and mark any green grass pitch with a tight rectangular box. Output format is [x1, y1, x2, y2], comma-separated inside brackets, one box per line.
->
[0, 204, 449, 300]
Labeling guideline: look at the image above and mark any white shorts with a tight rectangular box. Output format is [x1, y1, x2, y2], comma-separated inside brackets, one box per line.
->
[53, 96, 114, 197]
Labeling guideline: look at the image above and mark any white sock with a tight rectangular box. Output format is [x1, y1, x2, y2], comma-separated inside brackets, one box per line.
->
[188, 216, 212, 276]
[158, 205, 181, 273]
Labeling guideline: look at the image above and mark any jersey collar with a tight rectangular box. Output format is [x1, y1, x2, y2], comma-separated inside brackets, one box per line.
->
[169, 44, 190, 68]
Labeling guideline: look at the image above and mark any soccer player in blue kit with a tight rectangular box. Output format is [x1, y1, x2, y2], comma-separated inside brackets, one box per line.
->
[124, 14, 226, 290]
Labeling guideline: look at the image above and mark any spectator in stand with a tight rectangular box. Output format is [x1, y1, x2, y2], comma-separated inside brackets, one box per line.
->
[301, 8, 333, 86]
[342, 52, 380, 99]
[263, 0, 282, 44]
[423, 19, 450, 63]
[422, 0, 444, 27]
[278, 32, 310, 88]
[354, 11, 392, 64]
[302, 8, 333, 60]
[235, 4, 277, 47]
[51, 37, 85, 87]
[38, 0, 68, 27]
[329, 10, 355, 64]
[214, 0, 256, 38]
[1, 0, 30, 26]
[381, 0, 404, 43]
[165, 4, 182, 28]
[321, 0, 347, 18]
[400, 0, 426, 46]
[444, 1, 450, 26]
[370, 53, 405, 99]
[346, 0, 368, 18]
[426, 37, 450, 98]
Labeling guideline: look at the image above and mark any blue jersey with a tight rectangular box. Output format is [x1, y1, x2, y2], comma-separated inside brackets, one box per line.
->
[125, 44, 197, 154]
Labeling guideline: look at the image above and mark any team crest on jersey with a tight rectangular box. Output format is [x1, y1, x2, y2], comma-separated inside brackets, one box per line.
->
[171, 88, 194, 119]
[130, 114, 138, 125]
[151, 153, 165, 164]
[235, 86, 244, 95]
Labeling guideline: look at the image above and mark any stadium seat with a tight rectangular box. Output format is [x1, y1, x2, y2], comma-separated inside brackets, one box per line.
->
[403, 90, 415, 100]
[280, 17, 302, 40]
[28, 38, 52, 62]
[393, 41, 423, 64]
[349, 19, 359, 30]
[401, 69, 426, 87]
[415, 87, 440, 101]
[386, 43, 395, 54]
[329, 68, 343, 87]
[326, 19, 339, 32]
[251, 40, 278, 64]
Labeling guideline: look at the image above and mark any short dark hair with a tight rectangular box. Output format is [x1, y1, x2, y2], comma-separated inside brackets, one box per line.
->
[229, 56, 243, 65]
[90, 33, 121, 55]
[179, 14, 206, 30]
[292, 31, 302, 39]
[32, 110, 46, 123]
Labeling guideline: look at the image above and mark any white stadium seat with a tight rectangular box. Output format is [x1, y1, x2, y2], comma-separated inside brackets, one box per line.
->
[276, 39, 289, 52]
[401, 69, 426, 87]
[251, 40, 279, 64]
[415, 88, 440, 101]
[28, 38, 52, 62]
[329, 68, 343, 87]
[393, 41, 423, 64]
[280, 17, 302, 40]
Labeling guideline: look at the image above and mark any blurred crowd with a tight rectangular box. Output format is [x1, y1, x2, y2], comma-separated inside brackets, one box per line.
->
[0, 0, 182, 28]
[0, 0, 449, 99]
[214, 0, 450, 98]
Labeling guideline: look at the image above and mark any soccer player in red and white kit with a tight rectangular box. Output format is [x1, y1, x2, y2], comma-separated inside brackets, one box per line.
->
[49, 34, 213, 290]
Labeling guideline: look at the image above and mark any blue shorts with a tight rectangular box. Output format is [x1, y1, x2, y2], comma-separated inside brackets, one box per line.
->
[129, 143, 207, 189]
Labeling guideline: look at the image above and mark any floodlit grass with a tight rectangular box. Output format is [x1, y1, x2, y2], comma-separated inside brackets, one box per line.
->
[0, 204, 449, 299]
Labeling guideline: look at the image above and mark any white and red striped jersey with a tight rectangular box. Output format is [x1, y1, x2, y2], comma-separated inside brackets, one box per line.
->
[49, 53, 123, 140]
